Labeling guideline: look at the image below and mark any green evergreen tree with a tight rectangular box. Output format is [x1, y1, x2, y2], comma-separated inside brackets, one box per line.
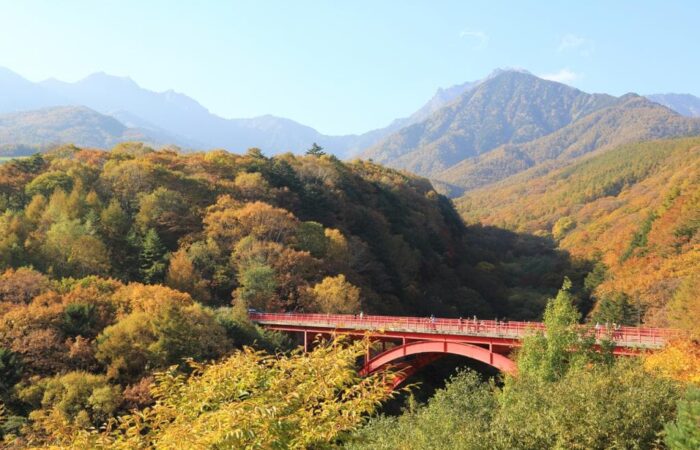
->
[583, 260, 607, 295]
[0, 348, 22, 402]
[306, 142, 326, 156]
[592, 292, 638, 325]
[61, 303, 98, 338]
[139, 228, 168, 284]
[621, 211, 658, 261]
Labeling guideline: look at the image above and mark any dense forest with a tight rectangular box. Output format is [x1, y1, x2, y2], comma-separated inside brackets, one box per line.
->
[458, 137, 700, 335]
[0, 143, 697, 447]
[0, 142, 590, 318]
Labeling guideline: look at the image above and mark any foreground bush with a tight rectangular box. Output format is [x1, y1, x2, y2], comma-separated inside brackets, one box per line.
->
[349, 360, 679, 450]
[665, 387, 700, 450]
[47, 339, 395, 449]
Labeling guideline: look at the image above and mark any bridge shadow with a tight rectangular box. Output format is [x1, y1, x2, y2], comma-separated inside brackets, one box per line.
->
[380, 354, 501, 416]
[458, 224, 597, 320]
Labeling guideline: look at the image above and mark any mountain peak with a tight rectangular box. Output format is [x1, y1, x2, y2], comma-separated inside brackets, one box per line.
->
[79, 71, 139, 88]
[429, 68, 534, 107]
[363, 70, 649, 180]
[486, 67, 534, 79]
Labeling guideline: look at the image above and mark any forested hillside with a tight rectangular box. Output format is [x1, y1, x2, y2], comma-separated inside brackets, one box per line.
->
[0, 106, 185, 150]
[457, 137, 700, 332]
[437, 95, 700, 190]
[364, 71, 700, 196]
[648, 93, 700, 117]
[0, 143, 587, 319]
[363, 70, 616, 177]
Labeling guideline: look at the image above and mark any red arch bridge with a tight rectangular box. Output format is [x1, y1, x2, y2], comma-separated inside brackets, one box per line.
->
[250, 312, 681, 388]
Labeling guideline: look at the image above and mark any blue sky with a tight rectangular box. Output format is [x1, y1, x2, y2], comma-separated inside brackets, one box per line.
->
[0, 0, 698, 134]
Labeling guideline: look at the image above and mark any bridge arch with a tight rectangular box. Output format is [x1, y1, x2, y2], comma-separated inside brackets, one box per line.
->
[362, 341, 516, 387]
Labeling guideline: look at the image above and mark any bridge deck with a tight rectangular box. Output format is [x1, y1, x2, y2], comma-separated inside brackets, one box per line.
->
[250, 312, 681, 350]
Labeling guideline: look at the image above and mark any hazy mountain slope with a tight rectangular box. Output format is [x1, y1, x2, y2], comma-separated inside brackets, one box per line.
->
[338, 78, 482, 157]
[0, 66, 486, 157]
[41, 73, 319, 152]
[0, 68, 471, 156]
[0, 106, 178, 148]
[438, 95, 700, 190]
[403, 78, 481, 124]
[38, 72, 490, 156]
[648, 93, 700, 117]
[0, 67, 66, 112]
[0, 69, 346, 154]
[362, 71, 617, 176]
[456, 137, 700, 323]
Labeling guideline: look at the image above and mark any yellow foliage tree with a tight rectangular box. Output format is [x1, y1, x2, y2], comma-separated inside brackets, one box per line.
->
[233, 171, 271, 201]
[66, 339, 396, 449]
[164, 248, 211, 303]
[324, 228, 349, 264]
[204, 199, 298, 250]
[109, 283, 193, 317]
[644, 340, 700, 384]
[666, 275, 700, 338]
[309, 274, 361, 314]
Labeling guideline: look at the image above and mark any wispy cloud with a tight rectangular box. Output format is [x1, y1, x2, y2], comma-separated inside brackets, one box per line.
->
[540, 68, 581, 84]
[459, 29, 489, 50]
[557, 34, 594, 57]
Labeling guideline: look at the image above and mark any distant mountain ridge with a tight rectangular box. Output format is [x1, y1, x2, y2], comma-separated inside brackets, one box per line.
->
[2, 65, 700, 186]
[647, 93, 700, 117]
[437, 94, 700, 190]
[363, 71, 700, 195]
[363, 71, 617, 174]
[0, 67, 66, 113]
[0, 106, 176, 149]
[0, 67, 479, 156]
[39, 71, 347, 154]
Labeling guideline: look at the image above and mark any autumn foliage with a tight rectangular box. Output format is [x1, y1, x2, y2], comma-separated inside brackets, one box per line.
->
[458, 137, 700, 332]
[3, 143, 575, 445]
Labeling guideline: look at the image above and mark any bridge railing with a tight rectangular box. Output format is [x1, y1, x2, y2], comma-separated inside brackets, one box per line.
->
[250, 312, 684, 347]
